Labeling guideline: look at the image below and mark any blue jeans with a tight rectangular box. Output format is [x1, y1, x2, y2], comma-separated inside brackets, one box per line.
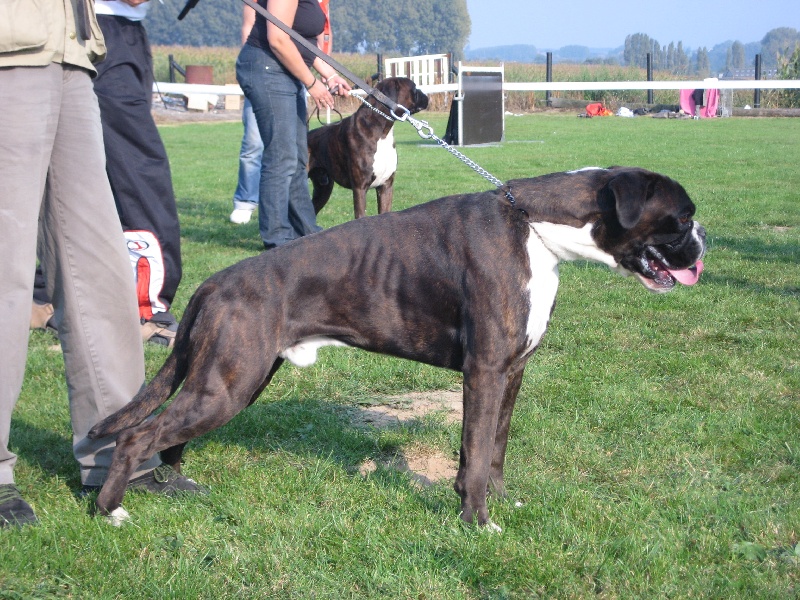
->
[232, 97, 263, 209]
[236, 43, 321, 248]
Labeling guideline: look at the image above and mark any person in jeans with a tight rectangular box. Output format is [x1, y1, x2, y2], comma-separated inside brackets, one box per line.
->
[0, 0, 203, 528]
[236, 0, 350, 249]
[230, 5, 264, 225]
[230, 98, 265, 224]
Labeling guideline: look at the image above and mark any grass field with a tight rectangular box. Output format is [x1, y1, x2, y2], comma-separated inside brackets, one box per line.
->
[2, 112, 799, 598]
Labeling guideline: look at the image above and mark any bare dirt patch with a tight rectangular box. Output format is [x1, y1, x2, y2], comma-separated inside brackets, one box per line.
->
[354, 390, 462, 428]
[151, 102, 242, 125]
[349, 390, 462, 487]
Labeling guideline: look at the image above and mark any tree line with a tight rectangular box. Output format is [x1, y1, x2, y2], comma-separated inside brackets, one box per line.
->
[145, 0, 471, 57]
[623, 34, 740, 77]
[145, 2, 797, 77]
[624, 28, 799, 76]
[329, 0, 470, 59]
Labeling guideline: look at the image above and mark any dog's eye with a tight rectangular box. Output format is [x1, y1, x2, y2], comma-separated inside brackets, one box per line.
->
[678, 213, 692, 225]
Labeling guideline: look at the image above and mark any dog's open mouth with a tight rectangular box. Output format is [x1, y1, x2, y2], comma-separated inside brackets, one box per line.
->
[635, 246, 704, 292]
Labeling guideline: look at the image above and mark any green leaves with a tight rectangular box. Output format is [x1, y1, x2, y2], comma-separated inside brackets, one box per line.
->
[732, 541, 768, 561]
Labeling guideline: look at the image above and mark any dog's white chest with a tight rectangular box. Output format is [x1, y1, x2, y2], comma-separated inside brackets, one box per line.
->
[523, 230, 561, 355]
[370, 128, 397, 188]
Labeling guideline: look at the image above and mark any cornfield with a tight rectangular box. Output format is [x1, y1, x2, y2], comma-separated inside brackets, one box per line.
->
[151, 47, 790, 112]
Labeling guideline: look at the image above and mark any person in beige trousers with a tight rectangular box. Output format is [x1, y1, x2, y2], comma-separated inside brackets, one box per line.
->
[0, 0, 204, 528]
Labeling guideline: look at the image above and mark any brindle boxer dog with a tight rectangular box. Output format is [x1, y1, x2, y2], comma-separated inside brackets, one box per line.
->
[89, 166, 706, 529]
[307, 76, 429, 219]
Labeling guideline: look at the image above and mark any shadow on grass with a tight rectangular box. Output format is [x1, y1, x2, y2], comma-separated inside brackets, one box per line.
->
[177, 195, 264, 254]
[566, 238, 798, 299]
[9, 420, 81, 488]
[11, 395, 456, 517]
[190, 396, 457, 515]
[710, 234, 798, 267]
[695, 234, 799, 299]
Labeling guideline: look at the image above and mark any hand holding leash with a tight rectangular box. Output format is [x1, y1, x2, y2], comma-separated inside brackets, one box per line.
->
[323, 74, 350, 96]
[307, 74, 350, 110]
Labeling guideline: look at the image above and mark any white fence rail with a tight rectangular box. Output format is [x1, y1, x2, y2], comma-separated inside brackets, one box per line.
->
[501, 79, 800, 92]
[153, 79, 800, 98]
[384, 53, 450, 86]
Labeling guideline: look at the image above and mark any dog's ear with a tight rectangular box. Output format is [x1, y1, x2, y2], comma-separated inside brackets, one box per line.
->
[607, 170, 656, 229]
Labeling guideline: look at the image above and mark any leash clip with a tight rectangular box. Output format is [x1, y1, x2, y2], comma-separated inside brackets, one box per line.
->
[390, 104, 410, 122]
[408, 116, 434, 140]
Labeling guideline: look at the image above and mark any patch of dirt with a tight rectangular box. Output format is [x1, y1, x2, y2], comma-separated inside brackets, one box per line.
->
[151, 102, 242, 125]
[354, 390, 463, 428]
[349, 390, 462, 487]
[358, 450, 459, 489]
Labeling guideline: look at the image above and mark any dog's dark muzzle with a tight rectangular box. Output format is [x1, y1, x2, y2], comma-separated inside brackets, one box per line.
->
[411, 89, 429, 114]
[632, 223, 706, 292]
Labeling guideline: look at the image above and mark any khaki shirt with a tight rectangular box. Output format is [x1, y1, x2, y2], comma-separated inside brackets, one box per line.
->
[0, 0, 106, 73]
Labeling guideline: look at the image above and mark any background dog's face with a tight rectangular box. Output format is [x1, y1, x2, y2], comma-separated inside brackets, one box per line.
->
[595, 168, 706, 293]
[373, 77, 429, 115]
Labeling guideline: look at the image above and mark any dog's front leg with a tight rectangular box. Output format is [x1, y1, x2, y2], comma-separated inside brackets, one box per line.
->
[352, 188, 368, 219]
[454, 366, 507, 526]
[376, 176, 394, 214]
[488, 366, 526, 499]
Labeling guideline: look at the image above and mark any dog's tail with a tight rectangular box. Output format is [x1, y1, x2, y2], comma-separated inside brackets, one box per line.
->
[88, 351, 184, 439]
[87, 287, 209, 440]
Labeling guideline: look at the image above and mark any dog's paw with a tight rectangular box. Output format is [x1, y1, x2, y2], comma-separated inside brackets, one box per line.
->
[484, 520, 503, 534]
[104, 506, 130, 527]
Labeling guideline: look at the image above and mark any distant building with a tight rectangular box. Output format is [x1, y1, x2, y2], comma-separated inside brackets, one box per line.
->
[721, 68, 778, 79]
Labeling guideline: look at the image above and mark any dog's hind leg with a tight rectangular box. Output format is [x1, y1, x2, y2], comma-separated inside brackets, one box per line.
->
[156, 358, 285, 477]
[96, 389, 248, 516]
[96, 359, 282, 516]
[159, 443, 187, 474]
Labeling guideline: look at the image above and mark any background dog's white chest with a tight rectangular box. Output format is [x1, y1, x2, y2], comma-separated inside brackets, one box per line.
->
[370, 128, 397, 188]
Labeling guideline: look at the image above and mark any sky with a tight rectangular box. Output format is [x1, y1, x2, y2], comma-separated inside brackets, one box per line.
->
[465, 0, 800, 51]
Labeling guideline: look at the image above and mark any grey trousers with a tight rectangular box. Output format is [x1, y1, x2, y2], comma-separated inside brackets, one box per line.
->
[0, 63, 160, 487]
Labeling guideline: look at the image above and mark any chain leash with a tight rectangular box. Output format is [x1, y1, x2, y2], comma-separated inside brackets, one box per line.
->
[349, 93, 516, 207]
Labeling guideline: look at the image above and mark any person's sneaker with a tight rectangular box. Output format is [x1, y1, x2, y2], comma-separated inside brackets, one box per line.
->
[230, 207, 255, 224]
[141, 312, 178, 348]
[30, 301, 57, 333]
[0, 484, 38, 528]
[81, 464, 208, 497]
[127, 464, 208, 496]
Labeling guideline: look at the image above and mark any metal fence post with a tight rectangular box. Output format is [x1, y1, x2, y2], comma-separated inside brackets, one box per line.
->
[754, 54, 762, 108]
[546, 52, 552, 107]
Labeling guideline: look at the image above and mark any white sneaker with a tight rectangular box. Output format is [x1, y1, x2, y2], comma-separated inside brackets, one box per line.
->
[229, 207, 255, 224]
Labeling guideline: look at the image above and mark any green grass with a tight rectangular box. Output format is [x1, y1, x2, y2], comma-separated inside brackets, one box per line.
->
[3, 113, 799, 598]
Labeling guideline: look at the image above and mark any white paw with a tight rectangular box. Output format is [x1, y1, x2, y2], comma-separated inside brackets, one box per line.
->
[105, 506, 130, 527]
[485, 520, 503, 534]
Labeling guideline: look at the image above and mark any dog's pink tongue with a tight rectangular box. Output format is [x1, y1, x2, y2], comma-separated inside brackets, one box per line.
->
[669, 260, 704, 285]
